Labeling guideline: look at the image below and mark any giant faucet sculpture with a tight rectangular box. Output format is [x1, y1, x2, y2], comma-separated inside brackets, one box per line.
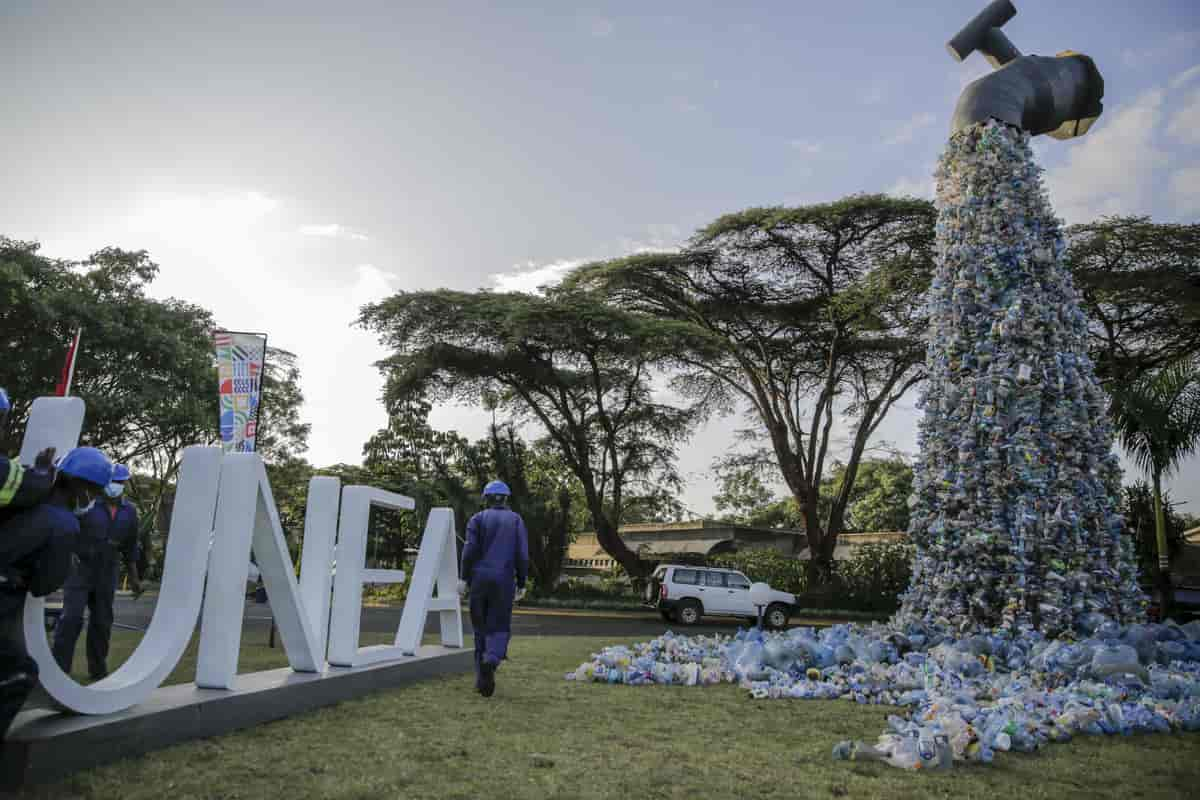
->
[948, 0, 1104, 139]
[895, 0, 1145, 634]
[561, 2, 1195, 773]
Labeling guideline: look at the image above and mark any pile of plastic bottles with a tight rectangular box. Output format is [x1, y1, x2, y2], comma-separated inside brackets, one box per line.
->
[565, 617, 1200, 769]
[565, 632, 733, 687]
[896, 119, 1145, 635]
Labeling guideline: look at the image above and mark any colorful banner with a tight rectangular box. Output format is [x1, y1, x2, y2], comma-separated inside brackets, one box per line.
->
[214, 331, 267, 453]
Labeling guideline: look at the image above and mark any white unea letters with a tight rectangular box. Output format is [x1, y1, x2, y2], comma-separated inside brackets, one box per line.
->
[21, 401, 462, 715]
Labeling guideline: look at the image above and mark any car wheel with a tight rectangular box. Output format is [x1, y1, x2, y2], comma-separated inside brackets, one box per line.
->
[659, 609, 675, 623]
[765, 603, 789, 630]
[677, 599, 702, 626]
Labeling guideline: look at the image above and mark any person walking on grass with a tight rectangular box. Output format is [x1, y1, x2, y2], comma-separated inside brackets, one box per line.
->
[457, 480, 529, 698]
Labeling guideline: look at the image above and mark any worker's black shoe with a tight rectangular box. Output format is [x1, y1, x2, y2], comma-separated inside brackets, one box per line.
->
[479, 661, 496, 698]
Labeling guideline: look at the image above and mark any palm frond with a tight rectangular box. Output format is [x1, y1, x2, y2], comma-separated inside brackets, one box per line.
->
[1109, 362, 1200, 477]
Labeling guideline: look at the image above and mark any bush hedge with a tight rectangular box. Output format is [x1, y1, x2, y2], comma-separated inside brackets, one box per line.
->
[437, 543, 914, 615]
[697, 542, 912, 613]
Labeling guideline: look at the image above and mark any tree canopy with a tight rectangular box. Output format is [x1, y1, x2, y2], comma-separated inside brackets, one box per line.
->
[0, 238, 215, 458]
[567, 195, 936, 576]
[1065, 216, 1200, 384]
[358, 287, 699, 575]
[2, 236, 316, 579]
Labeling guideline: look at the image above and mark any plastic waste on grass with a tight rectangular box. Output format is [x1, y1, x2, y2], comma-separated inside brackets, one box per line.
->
[566, 619, 1200, 770]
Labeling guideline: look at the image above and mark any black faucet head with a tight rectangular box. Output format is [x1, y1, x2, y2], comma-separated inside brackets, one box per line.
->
[947, 0, 1022, 69]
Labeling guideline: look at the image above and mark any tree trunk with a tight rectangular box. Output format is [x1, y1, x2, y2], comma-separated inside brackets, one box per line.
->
[800, 492, 834, 588]
[592, 512, 648, 578]
[1152, 472, 1174, 621]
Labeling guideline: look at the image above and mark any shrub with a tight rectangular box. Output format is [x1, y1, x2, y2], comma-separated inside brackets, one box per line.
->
[709, 550, 809, 596]
[527, 541, 914, 613]
[361, 559, 416, 605]
[713, 543, 913, 613]
[362, 582, 410, 604]
[535, 577, 638, 601]
[829, 542, 914, 613]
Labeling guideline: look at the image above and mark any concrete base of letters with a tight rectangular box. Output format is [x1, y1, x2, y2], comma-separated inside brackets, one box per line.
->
[2, 645, 473, 789]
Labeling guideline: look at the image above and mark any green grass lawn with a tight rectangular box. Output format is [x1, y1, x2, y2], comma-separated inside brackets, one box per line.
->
[19, 632, 1200, 799]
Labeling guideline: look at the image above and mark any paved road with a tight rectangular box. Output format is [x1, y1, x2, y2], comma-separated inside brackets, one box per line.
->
[52, 594, 817, 640]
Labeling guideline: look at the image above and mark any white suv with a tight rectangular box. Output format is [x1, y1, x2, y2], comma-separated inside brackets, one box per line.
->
[644, 564, 796, 629]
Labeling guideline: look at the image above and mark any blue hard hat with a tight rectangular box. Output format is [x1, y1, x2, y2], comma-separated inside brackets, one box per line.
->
[482, 480, 511, 497]
[57, 447, 114, 488]
[0, 388, 9, 413]
[111, 463, 131, 482]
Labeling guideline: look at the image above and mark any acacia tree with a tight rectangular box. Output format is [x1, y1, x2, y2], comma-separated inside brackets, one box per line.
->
[568, 195, 935, 579]
[1065, 217, 1200, 385]
[358, 287, 699, 576]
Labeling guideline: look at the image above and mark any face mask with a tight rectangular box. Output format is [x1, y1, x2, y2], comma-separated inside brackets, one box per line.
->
[105, 482, 125, 499]
[73, 497, 97, 517]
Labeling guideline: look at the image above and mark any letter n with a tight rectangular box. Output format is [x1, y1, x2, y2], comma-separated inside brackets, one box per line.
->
[196, 454, 325, 688]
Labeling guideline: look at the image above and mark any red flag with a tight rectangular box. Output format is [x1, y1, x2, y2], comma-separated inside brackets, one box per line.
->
[54, 328, 82, 397]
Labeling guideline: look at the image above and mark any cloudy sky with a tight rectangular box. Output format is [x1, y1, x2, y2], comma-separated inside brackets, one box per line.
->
[2, 0, 1197, 517]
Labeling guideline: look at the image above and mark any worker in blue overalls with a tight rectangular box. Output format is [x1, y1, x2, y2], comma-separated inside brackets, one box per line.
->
[1, 447, 112, 738]
[458, 480, 529, 698]
[0, 388, 57, 523]
[52, 462, 142, 680]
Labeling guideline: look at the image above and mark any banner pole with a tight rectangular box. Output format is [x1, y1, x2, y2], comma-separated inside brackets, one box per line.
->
[64, 328, 82, 396]
[252, 335, 268, 453]
[57, 328, 82, 397]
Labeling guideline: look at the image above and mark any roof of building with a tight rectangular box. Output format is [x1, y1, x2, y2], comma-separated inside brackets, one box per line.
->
[563, 524, 908, 571]
[577, 519, 806, 539]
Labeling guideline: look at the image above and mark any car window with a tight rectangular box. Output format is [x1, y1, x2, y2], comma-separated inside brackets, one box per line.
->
[652, 566, 666, 579]
[672, 569, 698, 585]
[726, 573, 750, 590]
[704, 571, 726, 588]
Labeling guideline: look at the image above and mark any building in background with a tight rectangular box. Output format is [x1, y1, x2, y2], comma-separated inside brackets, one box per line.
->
[563, 519, 906, 581]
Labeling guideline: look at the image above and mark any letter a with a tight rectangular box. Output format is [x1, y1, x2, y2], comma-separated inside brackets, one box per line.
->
[395, 508, 463, 655]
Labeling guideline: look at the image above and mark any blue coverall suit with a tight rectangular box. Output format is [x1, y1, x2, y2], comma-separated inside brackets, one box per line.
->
[52, 498, 139, 679]
[460, 507, 529, 678]
[0, 504, 76, 737]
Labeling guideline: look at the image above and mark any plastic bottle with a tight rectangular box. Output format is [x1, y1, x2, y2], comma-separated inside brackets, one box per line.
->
[1091, 644, 1149, 683]
[888, 733, 921, 769]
